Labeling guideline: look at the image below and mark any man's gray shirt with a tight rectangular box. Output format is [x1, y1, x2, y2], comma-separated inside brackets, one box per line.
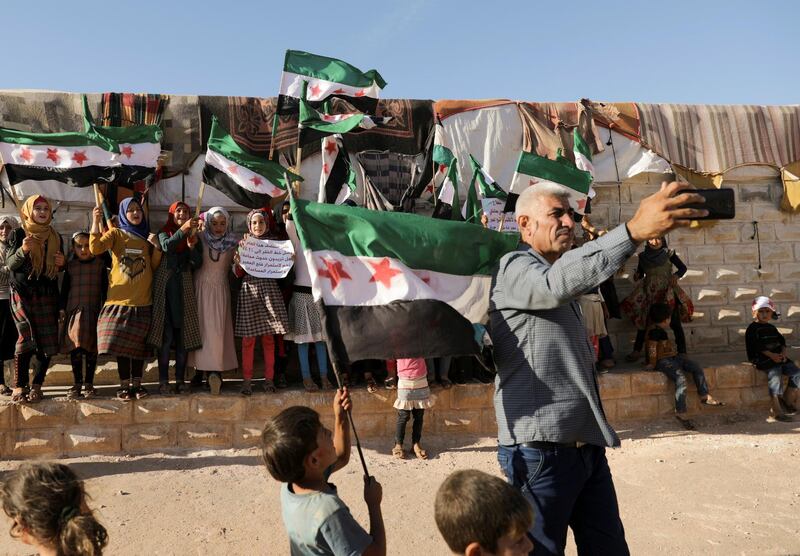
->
[490, 225, 638, 448]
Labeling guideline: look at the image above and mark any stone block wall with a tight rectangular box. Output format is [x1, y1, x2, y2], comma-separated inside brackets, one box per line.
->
[0, 362, 777, 460]
[589, 176, 798, 355]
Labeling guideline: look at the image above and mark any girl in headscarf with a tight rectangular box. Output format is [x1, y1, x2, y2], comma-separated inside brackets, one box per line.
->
[620, 236, 693, 362]
[6, 196, 65, 403]
[0, 215, 21, 396]
[146, 201, 202, 396]
[187, 206, 239, 395]
[90, 197, 162, 401]
[232, 209, 289, 395]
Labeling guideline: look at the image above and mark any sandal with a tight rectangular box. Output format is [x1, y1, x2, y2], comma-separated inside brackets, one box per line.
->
[675, 415, 696, 431]
[413, 444, 428, 460]
[392, 445, 405, 459]
[0, 384, 12, 396]
[83, 385, 97, 399]
[365, 375, 378, 394]
[384, 377, 396, 390]
[701, 396, 725, 407]
[117, 384, 132, 402]
[134, 385, 149, 400]
[66, 385, 82, 401]
[11, 388, 28, 403]
[27, 385, 43, 404]
[303, 378, 319, 392]
[263, 379, 276, 393]
[208, 373, 222, 396]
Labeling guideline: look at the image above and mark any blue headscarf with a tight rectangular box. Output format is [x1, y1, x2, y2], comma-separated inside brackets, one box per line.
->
[118, 197, 149, 240]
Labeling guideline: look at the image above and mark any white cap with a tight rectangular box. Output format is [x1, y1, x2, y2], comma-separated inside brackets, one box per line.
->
[752, 296, 779, 317]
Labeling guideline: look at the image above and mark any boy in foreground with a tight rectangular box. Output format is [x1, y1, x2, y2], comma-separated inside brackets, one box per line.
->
[262, 388, 386, 555]
[435, 469, 534, 555]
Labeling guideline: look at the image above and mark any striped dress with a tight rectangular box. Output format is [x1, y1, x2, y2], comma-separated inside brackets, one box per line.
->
[393, 357, 433, 410]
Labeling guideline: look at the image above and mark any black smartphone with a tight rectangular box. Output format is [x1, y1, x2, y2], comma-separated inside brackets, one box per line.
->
[681, 188, 736, 220]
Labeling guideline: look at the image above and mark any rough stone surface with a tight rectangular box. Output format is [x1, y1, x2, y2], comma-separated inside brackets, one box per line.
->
[76, 400, 133, 425]
[65, 426, 122, 455]
[12, 429, 63, 458]
[17, 401, 75, 429]
[178, 423, 233, 449]
[123, 424, 176, 453]
[191, 396, 245, 422]
[133, 398, 190, 424]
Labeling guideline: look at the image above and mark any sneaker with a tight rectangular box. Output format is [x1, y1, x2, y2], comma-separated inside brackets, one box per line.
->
[135, 385, 149, 400]
[117, 388, 132, 402]
[83, 385, 97, 399]
[66, 385, 82, 401]
[208, 373, 222, 396]
[768, 413, 794, 423]
[158, 383, 171, 396]
[173, 382, 186, 395]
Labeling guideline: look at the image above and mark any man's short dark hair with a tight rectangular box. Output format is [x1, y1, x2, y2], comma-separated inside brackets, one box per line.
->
[648, 303, 672, 324]
[435, 470, 534, 554]
[261, 406, 322, 483]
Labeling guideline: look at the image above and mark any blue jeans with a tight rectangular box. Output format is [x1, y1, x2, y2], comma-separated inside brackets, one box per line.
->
[655, 356, 709, 413]
[497, 443, 629, 556]
[766, 362, 800, 396]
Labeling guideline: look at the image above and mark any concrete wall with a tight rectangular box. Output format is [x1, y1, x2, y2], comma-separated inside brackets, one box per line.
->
[588, 174, 798, 355]
[0, 362, 774, 460]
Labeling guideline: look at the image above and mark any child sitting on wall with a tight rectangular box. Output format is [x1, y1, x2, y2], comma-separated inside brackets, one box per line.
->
[644, 303, 724, 430]
[745, 296, 800, 422]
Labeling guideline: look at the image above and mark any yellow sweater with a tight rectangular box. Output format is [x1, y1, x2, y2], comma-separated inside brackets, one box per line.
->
[89, 229, 162, 307]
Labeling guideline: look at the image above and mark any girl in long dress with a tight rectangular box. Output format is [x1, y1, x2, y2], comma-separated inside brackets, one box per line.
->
[188, 206, 239, 395]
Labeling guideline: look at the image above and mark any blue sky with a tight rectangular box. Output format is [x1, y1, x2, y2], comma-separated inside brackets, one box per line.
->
[2, 0, 797, 105]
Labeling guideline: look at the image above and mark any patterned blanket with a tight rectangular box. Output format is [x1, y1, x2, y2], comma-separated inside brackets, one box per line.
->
[518, 102, 605, 162]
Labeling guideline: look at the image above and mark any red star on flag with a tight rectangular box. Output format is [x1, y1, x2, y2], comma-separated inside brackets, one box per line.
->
[424, 182, 435, 195]
[250, 176, 263, 187]
[438, 164, 448, 174]
[528, 178, 540, 186]
[322, 163, 329, 175]
[120, 145, 134, 158]
[317, 258, 352, 290]
[414, 271, 431, 285]
[324, 139, 338, 155]
[576, 197, 588, 212]
[332, 88, 346, 94]
[354, 90, 366, 97]
[18, 148, 33, 163]
[368, 258, 402, 288]
[46, 148, 60, 164]
[72, 151, 88, 166]
[227, 165, 238, 175]
[309, 83, 322, 98]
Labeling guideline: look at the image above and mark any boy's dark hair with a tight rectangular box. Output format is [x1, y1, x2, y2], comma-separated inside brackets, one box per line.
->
[1, 462, 108, 556]
[648, 303, 672, 325]
[261, 406, 322, 483]
[435, 469, 533, 553]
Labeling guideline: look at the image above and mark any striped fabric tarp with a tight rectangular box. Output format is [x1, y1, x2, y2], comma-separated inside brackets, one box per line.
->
[637, 103, 800, 173]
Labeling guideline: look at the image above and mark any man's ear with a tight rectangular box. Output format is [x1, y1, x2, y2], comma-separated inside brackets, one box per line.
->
[516, 214, 529, 230]
[464, 541, 485, 556]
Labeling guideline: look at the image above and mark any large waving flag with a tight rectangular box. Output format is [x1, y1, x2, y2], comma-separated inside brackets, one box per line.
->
[278, 50, 386, 113]
[468, 154, 507, 200]
[290, 198, 518, 362]
[0, 121, 161, 188]
[508, 151, 593, 214]
[203, 117, 301, 208]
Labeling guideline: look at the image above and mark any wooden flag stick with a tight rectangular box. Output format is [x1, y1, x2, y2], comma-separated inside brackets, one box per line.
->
[330, 358, 369, 478]
[497, 213, 507, 231]
[293, 144, 303, 197]
[195, 181, 206, 219]
[0, 152, 20, 211]
[268, 113, 279, 161]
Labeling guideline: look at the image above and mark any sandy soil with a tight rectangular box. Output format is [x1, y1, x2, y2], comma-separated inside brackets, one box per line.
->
[0, 412, 798, 555]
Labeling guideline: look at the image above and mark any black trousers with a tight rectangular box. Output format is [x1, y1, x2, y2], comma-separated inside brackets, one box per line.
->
[70, 348, 98, 385]
[395, 408, 424, 445]
[14, 350, 49, 388]
[117, 357, 144, 381]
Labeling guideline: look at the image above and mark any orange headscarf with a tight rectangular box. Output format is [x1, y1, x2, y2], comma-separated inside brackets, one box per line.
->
[19, 195, 60, 279]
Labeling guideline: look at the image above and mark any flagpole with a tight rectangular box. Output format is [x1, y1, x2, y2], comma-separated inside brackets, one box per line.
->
[497, 213, 506, 232]
[286, 174, 369, 477]
[195, 181, 206, 219]
[0, 152, 20, 211]
[268, 113, 279, 162]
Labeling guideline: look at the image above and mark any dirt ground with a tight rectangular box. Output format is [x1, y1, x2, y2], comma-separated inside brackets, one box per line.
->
[0, 412, 798, 555]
